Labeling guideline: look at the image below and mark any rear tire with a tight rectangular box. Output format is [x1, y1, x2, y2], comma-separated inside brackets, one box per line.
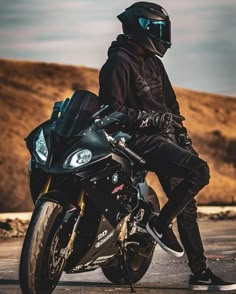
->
[19, 199, 66, 294]
[102, 244, 154, 285]
[102, 185, 159, 284]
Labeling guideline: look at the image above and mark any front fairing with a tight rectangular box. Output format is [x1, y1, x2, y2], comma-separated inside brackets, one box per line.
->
[26, 90, 126, 175]
[32, 123, 112, 174]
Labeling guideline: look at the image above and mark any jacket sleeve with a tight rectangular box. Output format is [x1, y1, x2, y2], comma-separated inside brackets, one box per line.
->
[99, 57, 139, 129]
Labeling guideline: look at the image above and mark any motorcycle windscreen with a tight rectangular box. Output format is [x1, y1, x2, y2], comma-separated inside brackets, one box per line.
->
[55, 90, 100, 137]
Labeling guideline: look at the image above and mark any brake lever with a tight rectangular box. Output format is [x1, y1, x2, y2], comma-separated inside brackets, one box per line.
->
[107, 135, 146, 165]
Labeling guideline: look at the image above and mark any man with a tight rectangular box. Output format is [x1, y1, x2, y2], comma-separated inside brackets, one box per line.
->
[99, 1, 236, 291]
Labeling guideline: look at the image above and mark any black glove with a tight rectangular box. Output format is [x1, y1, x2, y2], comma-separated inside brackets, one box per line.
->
[176, 127, 198, 156]
[137, 110, 185, 130]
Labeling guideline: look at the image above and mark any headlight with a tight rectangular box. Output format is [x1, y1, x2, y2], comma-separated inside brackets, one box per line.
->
[63, 149, 92, 169]
[35, 129, 48, 163]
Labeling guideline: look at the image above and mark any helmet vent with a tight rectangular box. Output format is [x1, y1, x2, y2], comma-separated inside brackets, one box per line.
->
[149, 7, 161, 14]
[161, 8, 168, 16]
[149, 7, 168, 17]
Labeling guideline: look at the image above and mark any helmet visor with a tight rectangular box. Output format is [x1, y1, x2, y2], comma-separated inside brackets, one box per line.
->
[139, 17, 171, 45]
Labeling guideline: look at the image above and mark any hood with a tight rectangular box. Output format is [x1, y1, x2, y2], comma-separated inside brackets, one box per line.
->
[108, 34, 149, 60]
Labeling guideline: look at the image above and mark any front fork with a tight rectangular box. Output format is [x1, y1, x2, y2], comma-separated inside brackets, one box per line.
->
[60, 191, 86, 259]
[39, 175, 52, 196]
[38, 174, 86, 259]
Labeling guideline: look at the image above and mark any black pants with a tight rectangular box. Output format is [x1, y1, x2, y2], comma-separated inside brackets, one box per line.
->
[129, 134, 210, 274]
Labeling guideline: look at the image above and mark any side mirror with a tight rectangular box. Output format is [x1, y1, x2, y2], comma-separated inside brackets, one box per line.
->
[95, 111, 127, 129]
[91, 105, 111, 120]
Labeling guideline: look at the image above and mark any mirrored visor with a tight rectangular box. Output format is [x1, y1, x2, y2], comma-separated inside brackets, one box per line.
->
[139, 17, 171, 44]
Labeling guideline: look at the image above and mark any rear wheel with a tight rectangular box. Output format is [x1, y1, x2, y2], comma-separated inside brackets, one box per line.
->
[102, 185, 159, 284]
[19, 198, 66, 294]
[102, 242, 154, 284]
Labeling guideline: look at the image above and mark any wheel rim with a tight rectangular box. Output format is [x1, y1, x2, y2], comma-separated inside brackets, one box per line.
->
[47, 225, 65, 281]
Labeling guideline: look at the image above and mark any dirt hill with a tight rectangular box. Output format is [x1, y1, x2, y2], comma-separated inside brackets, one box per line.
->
[0, 58, 235, 212]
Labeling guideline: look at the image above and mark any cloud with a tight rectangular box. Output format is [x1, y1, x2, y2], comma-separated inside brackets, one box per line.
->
[0, 0, 236, 94]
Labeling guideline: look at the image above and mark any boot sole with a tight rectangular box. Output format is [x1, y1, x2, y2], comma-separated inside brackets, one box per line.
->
[189, 284, 236, 291]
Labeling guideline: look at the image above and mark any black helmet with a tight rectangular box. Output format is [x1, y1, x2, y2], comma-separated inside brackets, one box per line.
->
[117, 2, 171, 57]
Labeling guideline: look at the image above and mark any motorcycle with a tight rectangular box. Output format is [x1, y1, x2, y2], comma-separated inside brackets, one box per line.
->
[19, 90, 160, 294]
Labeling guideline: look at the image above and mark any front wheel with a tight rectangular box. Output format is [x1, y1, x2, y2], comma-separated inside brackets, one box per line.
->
[19, 198, 66, 294]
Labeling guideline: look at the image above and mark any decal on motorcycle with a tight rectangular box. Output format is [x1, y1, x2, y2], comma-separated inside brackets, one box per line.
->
[97, 230, 108, 241]
[96, 253, 115, 261]
[112, 184, 124, 194]
[112, 172, 119, 184]
[72, 263, 98, 272]
[95, 231, 114, 248]
[93, 254, 115, 265]
[72, 264, 83, 271]
[85, 265, 99, 270]
[72, 253, 116, 272]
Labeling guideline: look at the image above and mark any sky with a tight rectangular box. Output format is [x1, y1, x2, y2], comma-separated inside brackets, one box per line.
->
[0, 0, 236, 95]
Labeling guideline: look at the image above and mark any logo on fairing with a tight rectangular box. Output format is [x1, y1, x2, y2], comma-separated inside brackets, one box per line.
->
[97, 230, 107, 241]
[95, 231, 114, 248]
[112, 173, 119, 184]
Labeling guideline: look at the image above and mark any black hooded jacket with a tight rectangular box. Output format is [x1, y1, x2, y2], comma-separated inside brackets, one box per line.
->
[99, 35, 181, 135]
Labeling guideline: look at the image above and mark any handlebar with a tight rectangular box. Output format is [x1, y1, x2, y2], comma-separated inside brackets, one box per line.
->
[119, 144, 146, 165]
[107, 135, 146, 166]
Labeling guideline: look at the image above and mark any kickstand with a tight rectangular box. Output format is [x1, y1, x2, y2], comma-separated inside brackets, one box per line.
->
[121, 247, 136, 293]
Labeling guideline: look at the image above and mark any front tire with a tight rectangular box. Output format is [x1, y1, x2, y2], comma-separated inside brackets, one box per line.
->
[19, 199, 66, 294]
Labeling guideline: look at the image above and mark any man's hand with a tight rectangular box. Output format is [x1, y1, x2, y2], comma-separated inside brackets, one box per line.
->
[137, 110, 185, 130]
[176, 127, 198, 156]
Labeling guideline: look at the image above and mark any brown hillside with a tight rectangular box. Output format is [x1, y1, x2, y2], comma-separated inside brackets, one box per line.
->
[0, 58, 235, 212]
